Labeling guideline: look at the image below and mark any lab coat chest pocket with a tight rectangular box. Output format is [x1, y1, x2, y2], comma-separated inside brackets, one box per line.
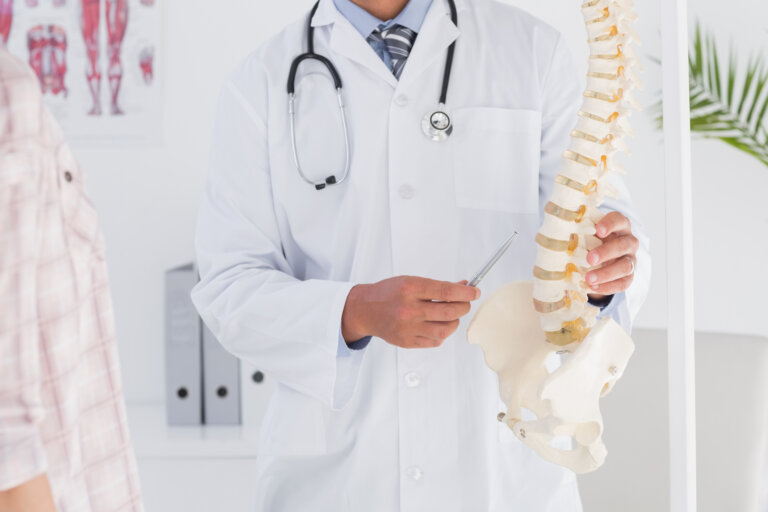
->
[452, 108, 541, 214]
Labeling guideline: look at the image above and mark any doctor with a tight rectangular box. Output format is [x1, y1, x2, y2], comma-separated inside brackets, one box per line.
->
[192, 0, 650, 510]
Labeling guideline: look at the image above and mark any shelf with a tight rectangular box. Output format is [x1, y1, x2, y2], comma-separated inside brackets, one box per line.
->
[126, 403, 261, 460]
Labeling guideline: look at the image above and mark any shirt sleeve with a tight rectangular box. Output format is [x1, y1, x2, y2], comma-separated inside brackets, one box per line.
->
[192, 72, 365, 411]
[338, 332, 373, 356]
[0, 151, 48, 490]
[537, 33, 651, 333]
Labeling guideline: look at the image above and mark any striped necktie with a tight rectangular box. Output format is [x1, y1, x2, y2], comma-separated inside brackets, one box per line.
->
[367, 24, 418, 79]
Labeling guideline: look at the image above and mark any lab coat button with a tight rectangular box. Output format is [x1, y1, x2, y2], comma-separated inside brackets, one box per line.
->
[394, 94, 409, 107]
[406, 466, 423, 481]
[398, 184, 415, 200]
[404, 372, 420, 387]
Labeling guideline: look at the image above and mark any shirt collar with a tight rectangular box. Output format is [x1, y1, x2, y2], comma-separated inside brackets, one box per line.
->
[332, 0, 434, 38]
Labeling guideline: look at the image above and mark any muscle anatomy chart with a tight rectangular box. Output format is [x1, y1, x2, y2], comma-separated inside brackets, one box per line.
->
[4, 0, 161, 141]
[27, 24, 68, 96]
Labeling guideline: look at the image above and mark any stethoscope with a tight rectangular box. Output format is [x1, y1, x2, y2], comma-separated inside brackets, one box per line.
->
[287, 0, 458, 190]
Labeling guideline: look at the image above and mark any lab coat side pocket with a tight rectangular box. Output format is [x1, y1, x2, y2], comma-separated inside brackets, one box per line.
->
[451, 108, 542, 214]
[259, 384, 328, 457]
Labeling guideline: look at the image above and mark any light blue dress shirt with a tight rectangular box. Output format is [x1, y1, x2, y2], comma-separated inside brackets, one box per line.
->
[333, 0, 434, 69]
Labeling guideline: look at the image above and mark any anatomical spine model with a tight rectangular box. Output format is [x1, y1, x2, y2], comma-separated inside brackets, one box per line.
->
[468, 0, 641, 474]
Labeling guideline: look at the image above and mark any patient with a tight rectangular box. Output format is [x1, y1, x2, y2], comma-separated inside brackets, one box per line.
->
[0, 47, 143, 511]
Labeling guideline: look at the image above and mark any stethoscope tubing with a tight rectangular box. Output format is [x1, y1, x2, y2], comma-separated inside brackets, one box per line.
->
[288, 88, 351, 190]
[439, 0, 458, 105]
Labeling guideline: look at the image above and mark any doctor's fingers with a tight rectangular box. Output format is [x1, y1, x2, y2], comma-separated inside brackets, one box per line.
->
[586, 233, 639, 267]
[418, 320, 461, 346]
[588, 273, 634, 295]
[410, 336, 446, 349]
[408, 277, 480, 303]
[419, 300, 472, 322]
[595, 211, 632, 238]
[586, 256, 635, 289]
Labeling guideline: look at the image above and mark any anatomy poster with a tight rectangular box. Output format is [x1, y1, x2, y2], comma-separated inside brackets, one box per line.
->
[2, 0, 162, 142]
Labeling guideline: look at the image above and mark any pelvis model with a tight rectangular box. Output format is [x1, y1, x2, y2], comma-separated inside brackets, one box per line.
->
[467, 0, 641, 474]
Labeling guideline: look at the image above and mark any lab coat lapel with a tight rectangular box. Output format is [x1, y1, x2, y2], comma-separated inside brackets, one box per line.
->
[397, 0, 462, 88]
[312, 0, 397, 87]
[330, 22, 399, 87]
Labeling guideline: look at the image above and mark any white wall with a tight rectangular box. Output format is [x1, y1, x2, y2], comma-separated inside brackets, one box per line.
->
[70, 0, 768, 403]
[73, 0, 317, 403]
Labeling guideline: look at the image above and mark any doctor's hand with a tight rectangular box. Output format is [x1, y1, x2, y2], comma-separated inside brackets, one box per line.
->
[342, 277, 481, 349]
[586, 212, 639, 300]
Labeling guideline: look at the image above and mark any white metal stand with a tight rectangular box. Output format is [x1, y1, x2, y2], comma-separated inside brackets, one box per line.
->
[660, 1, 697, 511]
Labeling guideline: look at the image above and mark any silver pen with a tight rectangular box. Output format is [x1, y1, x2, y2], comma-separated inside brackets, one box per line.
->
[467, 231, 519, 288]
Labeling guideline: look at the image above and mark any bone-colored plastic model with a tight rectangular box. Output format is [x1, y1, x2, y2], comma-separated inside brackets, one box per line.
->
[467, 0, 641, 474]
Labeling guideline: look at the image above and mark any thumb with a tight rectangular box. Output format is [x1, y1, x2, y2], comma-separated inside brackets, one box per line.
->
[456, 280, 481, 300]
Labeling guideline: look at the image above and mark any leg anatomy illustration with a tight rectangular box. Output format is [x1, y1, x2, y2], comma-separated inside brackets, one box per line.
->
[0, 0, 11, 45]
[81, 0, 101, 114]
[106, 0, 128, 114]
[468, 0, 642, 474]
[80, 0, 128, 116]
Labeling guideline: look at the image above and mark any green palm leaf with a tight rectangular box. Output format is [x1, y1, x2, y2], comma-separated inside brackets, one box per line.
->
[659, 23, 768, 167]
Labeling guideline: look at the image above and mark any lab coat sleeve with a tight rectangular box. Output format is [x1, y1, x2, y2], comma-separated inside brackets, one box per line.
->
[537, 34, 651, 332]
[192, 75, 364, 410]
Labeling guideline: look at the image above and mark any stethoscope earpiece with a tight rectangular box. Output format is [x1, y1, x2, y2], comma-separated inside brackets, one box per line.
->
[313, 175, 338, 191]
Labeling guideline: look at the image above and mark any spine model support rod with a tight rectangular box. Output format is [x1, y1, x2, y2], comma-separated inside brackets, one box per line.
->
[660, 0, 697, 509]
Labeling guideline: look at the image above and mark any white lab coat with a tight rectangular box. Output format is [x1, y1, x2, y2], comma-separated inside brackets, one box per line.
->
[192, 0, 651, 510]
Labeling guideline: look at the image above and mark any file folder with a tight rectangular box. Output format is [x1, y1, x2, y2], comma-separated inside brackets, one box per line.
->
[165, 263, 203, 425]
[201, 323, 241, 425]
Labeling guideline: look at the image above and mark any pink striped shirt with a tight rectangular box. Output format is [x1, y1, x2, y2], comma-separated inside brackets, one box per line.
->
[0, 49, 143, 510]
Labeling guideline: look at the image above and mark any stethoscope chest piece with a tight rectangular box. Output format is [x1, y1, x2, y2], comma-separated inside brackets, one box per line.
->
[422, 107, 453, 142]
